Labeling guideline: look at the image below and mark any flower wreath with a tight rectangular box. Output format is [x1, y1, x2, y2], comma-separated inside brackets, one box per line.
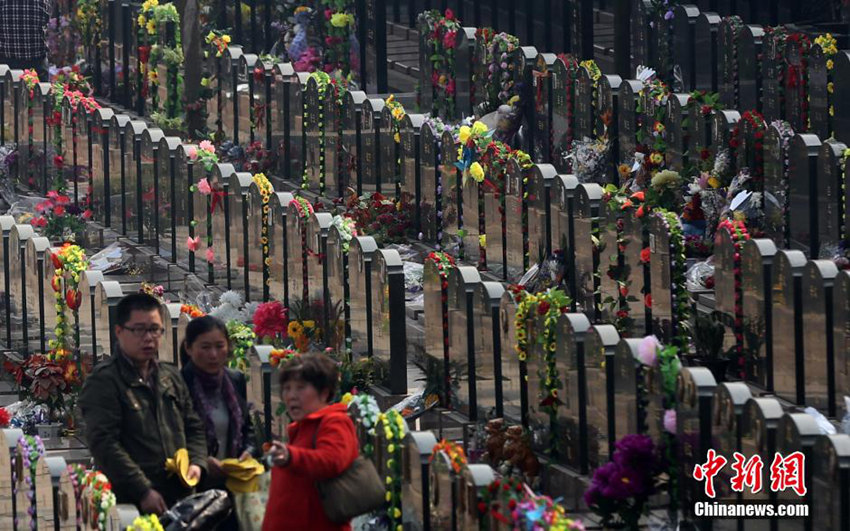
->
[425, 9, 462, 121]
[137, 0, 183, 117]
[814, 33, 838, 131]
[348, 393, 380, 456]
[319, 0, 356, 76]
[716, 219, 750, 378]
[578, 60, 602, 139]
[485, 32, 521, 111]
[655, 210, 691, 351]
[49, 243, 89, 360]
[17, 434, 45, 531]
[253, 172, 273, 295]
[378, 410, 406, 530]
[600, 186, 638, 335]
[226, 320, 256, 374]
[426, 251, 455, 404]
[67, 464, 87, 528]
[301, 71, 331, 193]
[84, 470, 116, 530]
[430, 439, 467, 473]
[636, 77, 670, 173]
[784, 32, 812, 131]
[472, 27, 495, 112]
[20, 69, 40, 188]
[729, 110, 766, 189]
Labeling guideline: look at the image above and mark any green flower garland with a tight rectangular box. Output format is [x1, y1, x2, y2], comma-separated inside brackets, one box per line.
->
[302, 71, 331, 194]
[226, 320, 255, 374]
[579, 60, 602, 139]
[253, 172, 273, 298]
[378, 410, 406, 531]
[656, 210, 690, 351]
[599, 186, 637, 335]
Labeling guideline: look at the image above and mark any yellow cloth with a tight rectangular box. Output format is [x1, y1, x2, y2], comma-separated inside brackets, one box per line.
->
[220, 457, 266, 493]
[164, 448, 199, 488]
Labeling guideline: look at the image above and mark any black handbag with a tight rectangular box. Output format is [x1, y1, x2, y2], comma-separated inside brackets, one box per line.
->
[311, 419, 387, 523]
[159, 489, 233, 530]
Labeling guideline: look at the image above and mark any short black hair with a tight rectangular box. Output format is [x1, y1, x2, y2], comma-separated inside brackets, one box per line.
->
[279, 353, 339, 401]
[115, 293, 165, 327]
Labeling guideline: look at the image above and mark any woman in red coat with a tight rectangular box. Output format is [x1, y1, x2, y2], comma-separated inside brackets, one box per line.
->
[263, 353, 359, 531]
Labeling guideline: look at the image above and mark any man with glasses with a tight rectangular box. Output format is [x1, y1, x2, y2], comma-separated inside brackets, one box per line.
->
[79, 293, 208, 515]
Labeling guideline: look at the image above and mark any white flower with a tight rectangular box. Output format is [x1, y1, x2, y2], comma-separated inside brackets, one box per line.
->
[219, 290, 244, 308]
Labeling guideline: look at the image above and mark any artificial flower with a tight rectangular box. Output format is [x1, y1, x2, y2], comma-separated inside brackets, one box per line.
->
[469, 161, 485, 182]
[637, 335, 660, 366]
[205, 247, 215, 263]
[187, 236, 200, 252]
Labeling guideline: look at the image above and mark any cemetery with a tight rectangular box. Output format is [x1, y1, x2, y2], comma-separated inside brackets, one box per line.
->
[1, 0, 850, 529]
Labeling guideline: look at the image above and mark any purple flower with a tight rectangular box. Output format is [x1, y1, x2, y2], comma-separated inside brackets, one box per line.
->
[664, 9, 674, 20]
[663, 409, 677, 434]
[613, 434, 656, 474]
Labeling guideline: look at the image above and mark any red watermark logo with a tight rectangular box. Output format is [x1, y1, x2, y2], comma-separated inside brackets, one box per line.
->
[693, 450, 806, 499]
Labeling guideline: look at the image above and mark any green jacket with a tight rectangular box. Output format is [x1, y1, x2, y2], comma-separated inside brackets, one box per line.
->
[78, 353, 208, 506]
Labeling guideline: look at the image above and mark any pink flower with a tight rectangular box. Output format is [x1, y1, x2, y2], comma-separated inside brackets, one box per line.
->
[197, 178, 212, 195]
[637, 335, 660, 367]
[81, 209, 92, 220]
[198, 140, 215, 153]
[443, 30, 457, 49]
[187, 146, 198, 160]
[663, 409, 677, 434]
[53, 205, 65, 216]
[446, 79, 456, 95]
[205, 247, 215, 263]
[47, 190, 59, 200]
[252, 301, 289, 338]
[187, 236, 200, 251]
[55, 195, 70, 205]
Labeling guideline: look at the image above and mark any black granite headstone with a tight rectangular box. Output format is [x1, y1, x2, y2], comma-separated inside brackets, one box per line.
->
[598, 74, 622, 181]
[802, 260, 840, 417]
[585, 324, 620, 468]
[533, 53, 557, 164]
[632, 0, 655, 74]
[740, 238, 778, 390]
[771, 249, 808, 405]
[788, 133, 822, 257]
[574, 183, 603, 321]
[677, 367, 717, 521]
[808, 45, 831, 141]
[834, 51, 850, 144]
[665, 93, 690, 171]
[737, 25, 764, 113]
[763, 121, 793, 248]
[672, 5, 700, 92]
[552, 56, 574, 174]
[618, 80, 643, 167]
[812, 434, 850, 531]
[694, 12, 722, 92]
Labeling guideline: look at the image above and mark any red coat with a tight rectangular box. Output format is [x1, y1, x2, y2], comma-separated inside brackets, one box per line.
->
[263, 403, 358, 531]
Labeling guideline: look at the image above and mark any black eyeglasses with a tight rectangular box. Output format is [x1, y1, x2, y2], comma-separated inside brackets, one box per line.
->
[121, 325, 166, 338]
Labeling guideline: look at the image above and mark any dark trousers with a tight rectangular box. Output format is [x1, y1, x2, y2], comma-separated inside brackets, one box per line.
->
[0, 57, 48, 80]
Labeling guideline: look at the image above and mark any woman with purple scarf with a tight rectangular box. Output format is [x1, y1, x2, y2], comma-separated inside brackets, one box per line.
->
[180, 316, 258, 530]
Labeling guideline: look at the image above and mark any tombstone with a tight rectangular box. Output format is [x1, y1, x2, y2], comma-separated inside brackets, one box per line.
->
[808, 45, 831, 141]
[834, 51, 850, 144]
[834, 272, 850, 413]
[303, 75, 324, 195]
[818, 139, 847, 257]
[8, 224, 34, 351]
[0, 428, 23, 523]
[174, 144, 195, 270]
[454, 28, 476, 120]
[417, 14, 434, 113]
[573, 183, 602, 321]
[739, 398, 784, 523]
[802, 260, 840, 416]
[653, 7, 674, 85]
[26, 237, 52, 353]
[138, 126, 165, 245]
[526, 164, 556, 265]
[94, 280, 123, 359]
[482, 155, 506, 280]
[121, 120, 146, 239]
[286, 72, 309, 182]
[687, 98, 712, 160]
[456, 465, 495, 530]
[597, 75, 622, 181]
[711, 382, 754, 520]
[552, 55, 575, 174]
[613, 339, 643, 442]
[220, 46, 243, 142]
[285, 197, 311, 306]
[324, 85, 342, 199]
[45, 456, 78, 530]
[498, 291, 525, 425]
[440, 129, 461, 255]
[533, 53, 557, 164]
[632, 0, 655, 74]
[209, 164, 237, 282]
[672, 5, 700, 92]
[762, 31, 786, 123]
[342, 90, 367, 196]
[428, 450, 456, 530]
[582, 324, 620, 470]
[402, 431, 439, 531]
[710, 110, 740, 160]
[460, 175, 483, 268]
[326, 224, 349, 351]
[774, 413, 818, 529]
[306, 213, 333, 327]
[785, 36, 809, 133]
[713, 226, 741, 356]
[79, 270, 104, 361]
[763, 121, 793, 248]
[400, 114, 424, 235]
[574, 65, 594, 141]
[618, 80, 643, 167]
[108, 114, 130, 235]
[30, 83, 52, 194]
[513, 46, 538, 154]
[423, 257, 451, 404]
[159, 303, 182, 366]
[448, 266, 482, 420]
[156, 136, 181, 261]
[812, 434, 850, 530]
[237, 53, 257, 145]
[90, 108, 114, 228]
[718, 17, 743, 109]
[270, 63, 294, 178]
[503, 159, 531, 282]
[349, 236, 378, 359]
[360, 98, 385, 194]
[789, 133, 822, 257]
[553, 174, 579, 305]
[740, 239, 778, 389]
[676, 367, 717, 519]
[737, 25, 764, 113]
[0, 216, 14, 347]
[771, 249, 808, 405]
[666, 93, 690, 170]
[269, 192, 294, 307]
[596, 197, 623, 324]
[419, 120, 440, 243]
[247, 346, 278, 439]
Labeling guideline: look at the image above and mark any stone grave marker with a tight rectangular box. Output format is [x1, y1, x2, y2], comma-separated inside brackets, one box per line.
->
[785, 37, 809, 133]
[632, 0, 655, 73]
[108, 114, 130, 235]
[139, 127, 164, 245]
[504, 159, 530, 282]
[324, 85, 341, 198]
[122, 120, 145, 239]
[441, 129, 460, 255]
[94, 280, 123, 359]
[423, 257, 450, 405]
[8, 224, 33, 352]
[454, 28, 476, 120]
[554, 313, 592, 472]
[687, 100, 712, 161]
[419, 119, 440, 243]
[710, 110, 740, 160]
[597, 197, 621, 324]
[552, 55, 575, 174]
[342, 90, 367, 195]
[672, 5, 700, 92]
[763, 121, 793, 248]
[91, 107, 113, 228]
[174, 144, 196, 271]
[771, 249, 808, 405]
[461, 176, 483, 268]
[514, 46, 539, 154]
[417, 13, 434, 112]
[45, 455, 77, 530]
[718, 17, 743, 109]
[269, 192, 294, 306]
[802, 260, 840, 417]
[379, 106, 398, 198]
[473, 282, 505, 418]
[303, 75, 322, 195]
[676, 367, 717, 520]
[613, 339, 643, 442]
[555, 174, 580, 307]
[429, 450, 456, 530]
[306, 212, 333, 317]
[157, 136, 181, 261]
[834, 272, 850, 416]
[817, 139, 847, 256]
[533, 53, 557, 164]
[371, 249, 407, 395]
[834, 51, 850, 144]
[0, 428, 23, 524]
[360, 98, 385, 194]
[737, 25, 764, 113]
[269, 63, 294, 178]
[13, 438, 54, 530]
[220, 46, 243, 142]
[574, 64, 594, 141]
[456, 464, 495, 530]
[623, 208, 650, 337]
[0, 216, 12, 346]
[402, 431, 438, 530]
[812, 434, 850, 530]
[573, 183, 602, 321]
[789, 133, 822, 257]
[401, 114, 424, 236]
[740, 238, 778, 390]
[712, 382, 753, 519]
[648, 212, 685, 345]
[79, 270, 104, 361]
[762, 30, 785, 122]
[584, 324, 620, 468]
[285, 198, 311, 306]
[775, 413, 818, 529]
[237, 54, 258, 145]
[694, 12, 722, 92]
[159, 302, 181, 366]
[349, 236, 378, 359]
[666, 93, 690, 170]
[598, 74, 622, 180]
[527, 164, 556, 264]
[808, 45, 831, 141]
[739, 398, 784, 522]
[326, 224, 349, 350]
[713, 226, 741, 354]
[286, 72, 309, 183]
[482, 157, 506, 280]
[618, 79, 643, 168]
[499, 291, 525, 426]
[27, 237, 51, 353]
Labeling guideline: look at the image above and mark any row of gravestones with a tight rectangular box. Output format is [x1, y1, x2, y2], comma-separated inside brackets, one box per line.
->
[632, 2, 850, 148]
[0, 428, 139, 530]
